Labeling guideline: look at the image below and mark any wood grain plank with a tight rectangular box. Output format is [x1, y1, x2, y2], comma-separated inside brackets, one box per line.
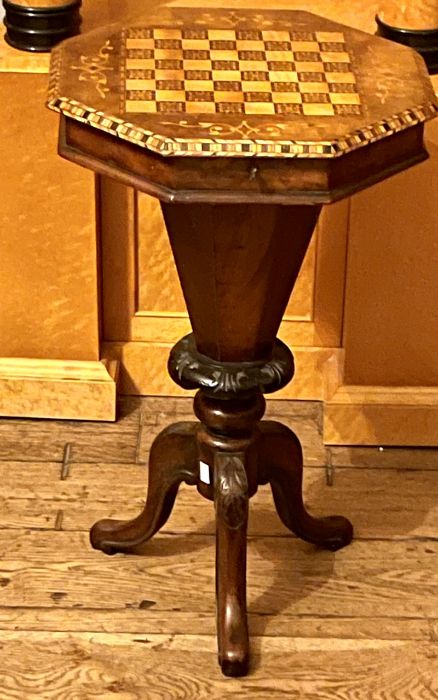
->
[0, 631, 436, 699]
[67, 464, 438, 540]
[0, 532, 437, 619]
[0, 608, 431, 640]
[330, 445, 438, 470]
[135, 397, 325, 465]
[142, 396, 322, 421]
[0, 397, 142, 463]
[0, 397, 325, 465]
[1, 462, 437, 540]
[0, 498, 57, 530]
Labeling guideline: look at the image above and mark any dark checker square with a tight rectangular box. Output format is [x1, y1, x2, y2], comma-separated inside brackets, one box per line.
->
[214, 81, 242, 91]
[157, 102, 186, 113]
[155, 39, 182, 49]
[274, 103, 303, 114]
[319, 42, 346, 51]
[302, 93, 330, 103]
[294, 52, 321, 61]
[128, 28, 153, 39]
[156, 80, 185, 90]
[334, 104, 362, 115]
[245, 92, 272, 102]
[183, 49, 211, 60]
[182, 28, 208, 39]
[324, 62, 350, 72]
[127, 69, 155, 79]
[127, 90, 156, 100]
[268, 61, 295, 71]
[236, 30, 262, 40]
[241, 71, 270, 81]
[298, 72, 325, 82]
[264, 41, 291, 50]
[186, 91, 215, 102]
[156, 59, 184, 70]
[272, 82, 299, 92]
[128, 49, 154, 59]
[329, 83, 357, 93]
[212, 60, 240, 71]
[290, 31, 314, 40]
[185, 70, 212, 80]
[210, 40, 237, 50]
[216, 102, 245, 113]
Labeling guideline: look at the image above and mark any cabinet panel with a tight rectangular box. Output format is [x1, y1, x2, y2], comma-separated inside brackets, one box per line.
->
[136, 195, 186, 315]
[0, 73, 98, 361]
[344, 121, 438, 386]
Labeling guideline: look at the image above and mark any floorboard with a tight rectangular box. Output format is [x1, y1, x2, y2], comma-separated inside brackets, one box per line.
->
[0, 397, 436, 697]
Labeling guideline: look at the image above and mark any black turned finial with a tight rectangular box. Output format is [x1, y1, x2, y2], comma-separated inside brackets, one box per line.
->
[376, 14, 438, 74]
[3, 0, 82, 52]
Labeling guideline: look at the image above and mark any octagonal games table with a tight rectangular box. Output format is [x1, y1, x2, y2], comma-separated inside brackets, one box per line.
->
[47, 6, 437, 676]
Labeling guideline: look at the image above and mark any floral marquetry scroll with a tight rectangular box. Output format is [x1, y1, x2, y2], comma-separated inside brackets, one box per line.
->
[71, 39, 114, 99]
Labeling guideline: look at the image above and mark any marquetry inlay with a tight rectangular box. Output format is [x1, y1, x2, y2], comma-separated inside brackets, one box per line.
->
[123, 27, 361, 118]
[47, 7, 438, 158]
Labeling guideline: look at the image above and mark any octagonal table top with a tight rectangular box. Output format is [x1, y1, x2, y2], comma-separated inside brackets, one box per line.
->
[47, 5, 438, 159]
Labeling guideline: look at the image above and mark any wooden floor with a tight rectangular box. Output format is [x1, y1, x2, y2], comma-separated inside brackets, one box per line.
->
[0, 396, 437, 698]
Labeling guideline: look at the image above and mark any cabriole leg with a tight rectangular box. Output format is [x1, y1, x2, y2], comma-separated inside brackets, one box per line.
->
[90, 422, 198, 555]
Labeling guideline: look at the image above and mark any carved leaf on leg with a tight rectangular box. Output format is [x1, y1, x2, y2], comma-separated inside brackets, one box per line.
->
[214, 452, 250, 677]
[215, 453, 248, 530]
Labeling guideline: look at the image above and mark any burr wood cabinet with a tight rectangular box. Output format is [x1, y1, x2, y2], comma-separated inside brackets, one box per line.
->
[2, 0, 438, 450]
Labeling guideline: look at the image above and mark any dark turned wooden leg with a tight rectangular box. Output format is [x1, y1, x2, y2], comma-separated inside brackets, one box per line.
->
[215, 452, 249, 677]
[192, 392, 262, 677]
[258, 421, 353, 551]
[90, 422, 198, 555]
[376, 6, 438, 75]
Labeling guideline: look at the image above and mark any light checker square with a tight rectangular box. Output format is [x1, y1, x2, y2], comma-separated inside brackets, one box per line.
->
[124, 26, 361, 117]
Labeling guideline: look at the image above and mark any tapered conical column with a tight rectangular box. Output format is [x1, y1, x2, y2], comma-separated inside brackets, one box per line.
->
[161, 203, 321, 364]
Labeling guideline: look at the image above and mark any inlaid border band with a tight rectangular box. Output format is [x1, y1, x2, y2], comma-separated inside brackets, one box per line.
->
[48, 44, 438, 158]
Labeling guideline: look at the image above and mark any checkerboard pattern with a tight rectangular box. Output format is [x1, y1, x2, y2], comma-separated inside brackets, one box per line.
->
[123, 27, 361, 117]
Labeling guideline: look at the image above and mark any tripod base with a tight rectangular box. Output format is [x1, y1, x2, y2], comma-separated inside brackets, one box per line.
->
[90, 414, 353, 677]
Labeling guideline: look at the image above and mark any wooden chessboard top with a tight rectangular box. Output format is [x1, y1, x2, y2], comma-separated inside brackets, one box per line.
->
[47, 6, 438, 158]
[122, 27, 361, 120]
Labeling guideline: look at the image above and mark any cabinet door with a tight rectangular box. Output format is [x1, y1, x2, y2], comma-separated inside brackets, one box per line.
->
[100, 178, 348, 397]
